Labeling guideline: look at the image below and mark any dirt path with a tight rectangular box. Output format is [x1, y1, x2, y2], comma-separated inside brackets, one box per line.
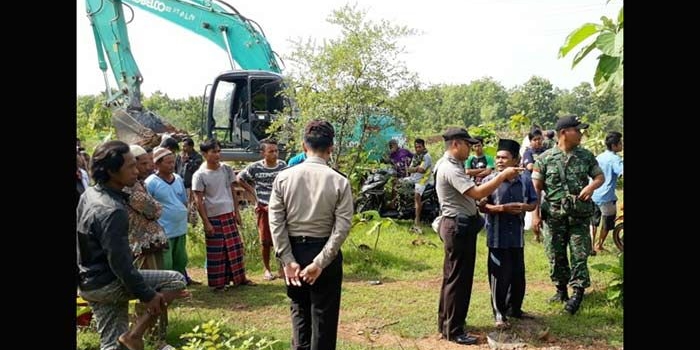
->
[186, 268, 620, 349]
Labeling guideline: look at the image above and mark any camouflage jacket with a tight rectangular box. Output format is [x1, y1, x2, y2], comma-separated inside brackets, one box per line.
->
[532, 146, 603, 207]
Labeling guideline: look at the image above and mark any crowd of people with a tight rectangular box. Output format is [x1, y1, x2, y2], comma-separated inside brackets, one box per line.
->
[76, 114, 622, 349]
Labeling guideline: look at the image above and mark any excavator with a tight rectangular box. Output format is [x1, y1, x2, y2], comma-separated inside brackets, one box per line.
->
[85, 0, 288, 161]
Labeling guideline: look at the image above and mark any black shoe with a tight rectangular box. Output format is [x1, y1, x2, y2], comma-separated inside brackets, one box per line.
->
[565, 287, 585, 315]
[508, 310, 535, 320]
[548, 285, 569, 303]
[450, 334, 478, 345]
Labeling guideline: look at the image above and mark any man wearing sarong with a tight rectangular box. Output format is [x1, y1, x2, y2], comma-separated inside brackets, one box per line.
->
[192, 139, 256, 291]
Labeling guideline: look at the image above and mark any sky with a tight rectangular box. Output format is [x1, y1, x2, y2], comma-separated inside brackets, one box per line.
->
[76, 0, 622, 99]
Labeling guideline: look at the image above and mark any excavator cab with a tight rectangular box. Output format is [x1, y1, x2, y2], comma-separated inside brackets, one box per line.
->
[207, 70, 287, 161]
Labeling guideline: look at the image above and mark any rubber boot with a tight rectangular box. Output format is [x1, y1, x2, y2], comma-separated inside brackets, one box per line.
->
[548, 284, 569, 303]
[565, 287, 585, 315]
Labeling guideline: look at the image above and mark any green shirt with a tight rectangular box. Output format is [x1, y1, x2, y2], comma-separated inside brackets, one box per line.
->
[465, 154, 495, 169]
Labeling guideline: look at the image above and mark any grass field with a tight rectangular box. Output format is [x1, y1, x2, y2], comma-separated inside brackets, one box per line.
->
[78, 203, 623, 350]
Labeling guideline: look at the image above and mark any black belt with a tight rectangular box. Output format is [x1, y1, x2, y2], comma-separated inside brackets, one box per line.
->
[289, 236, 329, 244]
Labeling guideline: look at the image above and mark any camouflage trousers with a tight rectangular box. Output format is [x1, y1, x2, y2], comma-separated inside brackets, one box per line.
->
[543, 214, 592, 289]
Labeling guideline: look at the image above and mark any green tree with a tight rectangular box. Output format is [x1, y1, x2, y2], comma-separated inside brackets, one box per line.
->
[276, 4, 418, 175]
[559, 1, 623, 95]
[77, 93, 115, 151]
[507, 76, 556, 128]
[142, 92, 204, 138]
[466, 77, 509, 123]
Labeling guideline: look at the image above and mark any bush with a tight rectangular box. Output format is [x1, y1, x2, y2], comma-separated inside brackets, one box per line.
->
[180, 320, 279, 350]
[590, 252, 623, 306]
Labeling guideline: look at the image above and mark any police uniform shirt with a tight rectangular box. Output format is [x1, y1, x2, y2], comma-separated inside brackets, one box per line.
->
[434, 152, 478, 217]
[268, 156, 354, 269]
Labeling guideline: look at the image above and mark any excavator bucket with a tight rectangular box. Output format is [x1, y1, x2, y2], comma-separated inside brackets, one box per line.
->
[112, 108, 188, 149]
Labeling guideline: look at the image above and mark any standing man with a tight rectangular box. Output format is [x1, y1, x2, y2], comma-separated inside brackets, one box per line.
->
[123, 144, 172, 347]
[237, 138, 287, 281]
[192, 139, 256, 291]
[77, 140, 189, 350]
[179, 137, 204, 227]
[479, 139, 538, 329]
[542, 130, 556, 150]
[268, 120, 354, 350]
[403, 138, 432, 233]
[590, 131, 623, 254]
[145, 147, 190, 280]
[287, 151, 307, 166]
[160, 137, 182, 174]
[531, 115, 604, 315]
[465, 137, 495, 185]
[434, 128, 520, 345]
[521, 129, 546, 176]
[124, 145, 170, 269]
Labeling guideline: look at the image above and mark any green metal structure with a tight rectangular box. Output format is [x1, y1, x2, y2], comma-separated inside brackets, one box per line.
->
[85, 0, 285, 160]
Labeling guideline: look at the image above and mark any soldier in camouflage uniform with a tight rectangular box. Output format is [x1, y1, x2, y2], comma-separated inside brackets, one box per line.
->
[542, 130, 556, 150]
[531, 115, 604, 315]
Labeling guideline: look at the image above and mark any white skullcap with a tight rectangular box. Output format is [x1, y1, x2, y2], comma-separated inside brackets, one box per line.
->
[129, 145, 147, 158]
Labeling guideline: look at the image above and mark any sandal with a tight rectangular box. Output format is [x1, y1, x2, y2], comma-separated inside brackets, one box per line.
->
[211, 286, 227, 293]
[240, 279, 258, 286]
[263, 272, 276, 281]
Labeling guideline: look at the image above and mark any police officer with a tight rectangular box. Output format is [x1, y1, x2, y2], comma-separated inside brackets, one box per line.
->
[268, 120, 354, 350]
[531, 115, 604, 315]
[434, 127, 521, 345]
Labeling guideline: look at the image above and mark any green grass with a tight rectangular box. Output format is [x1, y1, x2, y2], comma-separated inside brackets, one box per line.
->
[78, 205, 623, 349]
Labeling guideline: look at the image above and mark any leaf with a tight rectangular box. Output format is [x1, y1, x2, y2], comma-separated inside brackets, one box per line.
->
[595, 32, 617, 56]
[614, 28, 624, 56]
[360, 210, 381, 220]
[559, 23, 601, 58]
[617, 7, 624, 27]
[597, 55, 621, 78]
[600, 16, 615, 30]
[609, 280, 623, 288]
[380, 218, 395, 229]
[367, 221, 382, 235]
[590, 263, 613, 272]
[571, 43, 596, 68]
[607, 289, 621, 300]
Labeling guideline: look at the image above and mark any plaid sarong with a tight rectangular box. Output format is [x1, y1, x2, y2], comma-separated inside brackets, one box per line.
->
[206, 211, 246, 288]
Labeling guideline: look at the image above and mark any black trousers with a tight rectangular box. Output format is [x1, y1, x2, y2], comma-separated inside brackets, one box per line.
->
[287, 240, 343, 350]
[437, 216, 478, 339]
[487, 247, 525, 322]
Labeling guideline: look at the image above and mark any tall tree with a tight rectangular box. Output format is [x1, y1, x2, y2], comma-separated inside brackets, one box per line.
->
[277, 4, 418, 174]
[507, 76, 556, 128]
[467, 77, 509, 123]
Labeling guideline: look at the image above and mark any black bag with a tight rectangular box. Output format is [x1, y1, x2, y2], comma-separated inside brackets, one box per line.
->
[561, 195, 595, 218]
[455, 213, 485, 237]
[555, 161, 594, 218]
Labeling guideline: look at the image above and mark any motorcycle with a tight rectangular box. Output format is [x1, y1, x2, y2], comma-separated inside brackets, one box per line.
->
[355, 168, 440, 224]
[395, 179, 440, 223]
[612, 204, 623, 252]
[355, 168, 395, 215]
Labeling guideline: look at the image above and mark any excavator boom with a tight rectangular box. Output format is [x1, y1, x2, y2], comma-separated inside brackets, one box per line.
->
[84, 0, 285, 154]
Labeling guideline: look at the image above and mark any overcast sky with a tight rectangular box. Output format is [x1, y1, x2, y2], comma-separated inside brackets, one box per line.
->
[76, 0, 621, 99]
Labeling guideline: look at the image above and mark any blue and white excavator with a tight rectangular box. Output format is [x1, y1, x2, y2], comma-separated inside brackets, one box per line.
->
[85, 0, 288, 161]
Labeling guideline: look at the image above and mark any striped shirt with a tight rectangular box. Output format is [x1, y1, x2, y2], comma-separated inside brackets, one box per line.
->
[238, 159, 287, 205]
